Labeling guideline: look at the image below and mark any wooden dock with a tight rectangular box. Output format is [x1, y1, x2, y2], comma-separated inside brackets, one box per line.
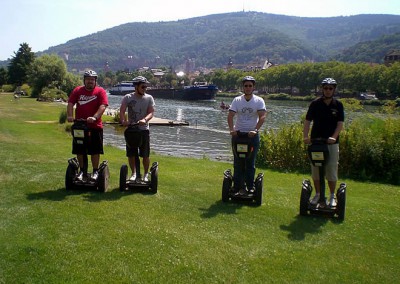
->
[104, 117, 189, 126]
[149, 117, 189, 126]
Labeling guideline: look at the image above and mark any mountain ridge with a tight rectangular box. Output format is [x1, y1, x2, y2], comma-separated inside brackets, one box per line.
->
[5, 12, 400, 71]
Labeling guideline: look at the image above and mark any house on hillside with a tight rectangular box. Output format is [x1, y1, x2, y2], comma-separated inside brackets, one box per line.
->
[384, 49, 400, 66]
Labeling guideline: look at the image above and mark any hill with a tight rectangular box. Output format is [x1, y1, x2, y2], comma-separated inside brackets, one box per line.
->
[337, 32, 400, 63]
[4, 12, 400, 71]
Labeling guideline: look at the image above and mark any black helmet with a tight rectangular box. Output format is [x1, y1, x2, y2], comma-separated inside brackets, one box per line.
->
[83, 70, 98, 79]
[321, 77, 337, 86]
[242, 75, 256, 84]
[132, 76, 150, 86]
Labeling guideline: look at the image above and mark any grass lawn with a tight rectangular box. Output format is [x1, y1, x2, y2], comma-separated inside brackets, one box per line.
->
[0, 93, 399, 283]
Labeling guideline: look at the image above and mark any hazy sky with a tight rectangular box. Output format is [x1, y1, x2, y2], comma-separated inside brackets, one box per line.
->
[1, 0, 399, 60]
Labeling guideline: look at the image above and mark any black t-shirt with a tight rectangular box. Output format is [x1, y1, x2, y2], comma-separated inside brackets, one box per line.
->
[305, 97, 344, 143]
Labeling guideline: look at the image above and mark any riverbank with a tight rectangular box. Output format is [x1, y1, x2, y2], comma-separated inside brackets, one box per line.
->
[0, 93, 398, 283]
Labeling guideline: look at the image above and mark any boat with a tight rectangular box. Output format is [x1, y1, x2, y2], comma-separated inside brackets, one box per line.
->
[109, 81, 218, 101]
[182, 82, 218, 101]
[108, 81, 134, 96]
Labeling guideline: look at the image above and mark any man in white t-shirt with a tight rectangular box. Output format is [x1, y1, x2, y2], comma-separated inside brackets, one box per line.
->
[227, 76, 267, 193]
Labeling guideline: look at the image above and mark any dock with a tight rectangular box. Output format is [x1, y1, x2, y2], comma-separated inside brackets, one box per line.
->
[149, 117, 189, 126]
[104, 117, 189, 126]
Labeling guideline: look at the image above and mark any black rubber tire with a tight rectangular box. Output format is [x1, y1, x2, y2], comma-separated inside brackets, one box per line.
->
[65, 163, 77, 190]
[222, 174, 231, 202]
[150, 166, 158, 193]
[300, 180, 312, 216]
[336, 183, 346, 221]
[119, 164, 128, 192]
[254, 174, 263, 206]
[98, 165, 110, 193]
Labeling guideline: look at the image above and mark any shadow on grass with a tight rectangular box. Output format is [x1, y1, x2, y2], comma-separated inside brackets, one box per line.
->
[26, 187, 126, 202]
[199, 199, 259, 218]
[280, 215, 329, 241]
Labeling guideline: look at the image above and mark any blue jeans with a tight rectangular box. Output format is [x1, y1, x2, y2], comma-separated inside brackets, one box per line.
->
[232, 134, 260, 190]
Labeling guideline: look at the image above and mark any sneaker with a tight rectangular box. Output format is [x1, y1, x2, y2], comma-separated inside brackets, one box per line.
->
[91, 171, 99, 181]
[310, 194, 320, 205]
[129, 173, 137, 181]
[143, 173, 149, 182]
[75, 171, 84, 181]
[329, 194, 337, 207]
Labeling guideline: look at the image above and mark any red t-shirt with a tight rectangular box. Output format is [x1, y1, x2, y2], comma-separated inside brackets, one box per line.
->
[68, 86, 108, 129]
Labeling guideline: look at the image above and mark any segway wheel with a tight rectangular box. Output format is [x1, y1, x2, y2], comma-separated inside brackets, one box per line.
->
[336, 183, 346, 221]
[119, 164, 128, 192]
[150, 162, 159, 193]
[222, 170, 232, 202]
[97, 164, 110, 193]
[300, 179, 312, 216]
[254, 173, 264, 206]
[65, 163, 77, 190]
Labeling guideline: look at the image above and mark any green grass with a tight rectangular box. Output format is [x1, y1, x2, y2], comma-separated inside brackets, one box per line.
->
[0, 93, 399, 283]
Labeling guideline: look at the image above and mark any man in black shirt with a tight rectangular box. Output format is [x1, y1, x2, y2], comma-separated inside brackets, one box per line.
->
[303, 78, 345, 207]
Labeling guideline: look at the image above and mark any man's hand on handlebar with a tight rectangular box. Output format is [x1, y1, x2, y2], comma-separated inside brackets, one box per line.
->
[248, 130, 258, 137]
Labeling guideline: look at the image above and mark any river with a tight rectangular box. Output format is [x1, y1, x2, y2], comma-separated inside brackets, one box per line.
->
[104, 95, 310, 160]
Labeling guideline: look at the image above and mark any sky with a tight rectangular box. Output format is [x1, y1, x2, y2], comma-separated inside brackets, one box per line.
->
[1, 0, 399, 61]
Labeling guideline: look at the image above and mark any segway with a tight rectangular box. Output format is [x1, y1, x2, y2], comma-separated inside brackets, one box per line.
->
[299, 139, 346, 220]
[119, 125, 158, 193]
[222, 132, 263, 206]
[65, 120, 110, 192]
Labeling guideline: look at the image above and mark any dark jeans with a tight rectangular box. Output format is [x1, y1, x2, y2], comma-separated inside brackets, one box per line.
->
[232, 133, 260, 190]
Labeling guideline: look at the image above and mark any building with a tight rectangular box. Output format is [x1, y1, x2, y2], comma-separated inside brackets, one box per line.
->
[384, 49, 400, 66]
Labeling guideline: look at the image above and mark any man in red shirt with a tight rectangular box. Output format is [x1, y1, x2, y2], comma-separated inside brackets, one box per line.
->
[67, 70, 108, 181]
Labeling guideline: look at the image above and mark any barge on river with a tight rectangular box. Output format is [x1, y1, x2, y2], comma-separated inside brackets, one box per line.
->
[108, 81, 218, 101]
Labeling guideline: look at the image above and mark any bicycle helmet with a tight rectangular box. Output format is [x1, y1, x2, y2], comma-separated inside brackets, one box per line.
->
[132, 76, 150, 86]
[321, 77, 337, 86]
[242, 75, 256, 84]
[83, 70, 98, 79]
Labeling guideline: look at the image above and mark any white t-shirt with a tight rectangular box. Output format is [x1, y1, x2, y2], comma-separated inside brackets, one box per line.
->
[229, 94, 266, 132]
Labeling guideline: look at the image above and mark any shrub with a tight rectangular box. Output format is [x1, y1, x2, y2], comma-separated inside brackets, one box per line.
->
[258, 115, 400, 185]
[1, 84, 14, 92]
[340, 115, 400, 184]
[257, 123, 308, 172]
[38, 87, 68, 102]
[59, 109, 67, 124]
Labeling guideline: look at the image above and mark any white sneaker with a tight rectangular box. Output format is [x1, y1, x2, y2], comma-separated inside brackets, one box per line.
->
[129, 173, 137, 181]
[143, 173, 149, 182]
[310, 194, 320, 205]
[329, 194, 337, 207]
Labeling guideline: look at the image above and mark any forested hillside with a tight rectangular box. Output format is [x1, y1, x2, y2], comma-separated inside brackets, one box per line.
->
[337, 32, 400, 62]
[8, 12, 400, 71]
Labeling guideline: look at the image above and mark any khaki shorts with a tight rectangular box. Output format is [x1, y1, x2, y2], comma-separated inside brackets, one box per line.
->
[311, 143, 339, 181]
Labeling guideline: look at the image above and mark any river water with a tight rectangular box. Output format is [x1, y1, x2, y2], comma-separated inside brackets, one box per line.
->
[104, 95, 309, 160]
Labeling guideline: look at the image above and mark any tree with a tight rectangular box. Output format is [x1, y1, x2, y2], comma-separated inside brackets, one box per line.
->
[27, 54, 67, 97]
[0, 67, 8, 86]
[61, 72, 81, 96]
[7, 43, 35, 86]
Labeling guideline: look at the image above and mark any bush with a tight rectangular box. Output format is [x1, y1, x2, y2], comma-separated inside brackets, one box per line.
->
[340, 115, 400, 184]
[257, 123, 308, 172]
[38, 87, 68, 102]
[1, 84, 14, 92]
[257, 115, 400, 185]
[20, 83, 31, 96]
[59, 109, 67, 124]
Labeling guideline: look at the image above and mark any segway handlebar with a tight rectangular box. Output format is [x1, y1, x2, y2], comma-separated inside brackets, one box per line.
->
[310, 137, 327, 144]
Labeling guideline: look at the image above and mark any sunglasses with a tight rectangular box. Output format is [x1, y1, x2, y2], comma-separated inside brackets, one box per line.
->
[323, 87, 334, 90]
[140, 85, 147, 89]
[244, 84, 253, 88]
